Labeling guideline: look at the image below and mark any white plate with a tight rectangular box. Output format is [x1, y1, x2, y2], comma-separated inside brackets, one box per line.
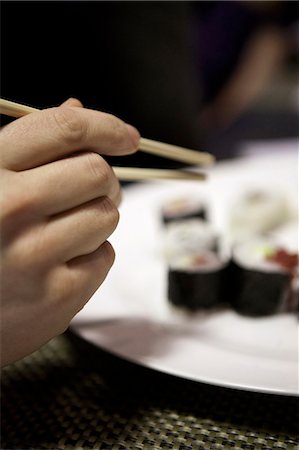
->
[71, 140, 299, 396]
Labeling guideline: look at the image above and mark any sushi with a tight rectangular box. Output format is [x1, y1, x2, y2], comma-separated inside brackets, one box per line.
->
[229, 238, 298, 317]
[161, 197, 207, 225]
[168, 250, 229, 310]
[163, 219, 219, 261]
[229, 191, 290, 241]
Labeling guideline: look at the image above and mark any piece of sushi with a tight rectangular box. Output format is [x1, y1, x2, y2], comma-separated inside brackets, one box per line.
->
[229, 191, 290, 241]
[163, 219, 219, 261]
[168, 250, 229, 310]
[161, 197, 207, 225]
[230, 238, 298, 317]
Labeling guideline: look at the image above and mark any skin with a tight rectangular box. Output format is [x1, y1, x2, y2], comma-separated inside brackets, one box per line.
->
[0, 98, 140, 366]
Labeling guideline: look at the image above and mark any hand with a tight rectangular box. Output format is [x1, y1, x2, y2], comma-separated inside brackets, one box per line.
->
[0, 99, 140, 366]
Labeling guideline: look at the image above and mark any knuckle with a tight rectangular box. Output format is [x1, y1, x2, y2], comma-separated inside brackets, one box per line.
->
[85, 152, 112, 187]
[100, 196, 120, 230]
[1, 176, 36, 225]
[51, 107, 87, 145]
[104, 113, 127, 146]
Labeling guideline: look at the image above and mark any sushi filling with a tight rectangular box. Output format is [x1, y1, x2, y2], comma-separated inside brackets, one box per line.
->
[266, 248, 298, 273]
[169, 251, 224, 273]
[233, 240, 297, 274]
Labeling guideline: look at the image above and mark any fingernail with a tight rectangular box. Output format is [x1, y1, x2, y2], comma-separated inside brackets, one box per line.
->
[126, 124, 140, 149]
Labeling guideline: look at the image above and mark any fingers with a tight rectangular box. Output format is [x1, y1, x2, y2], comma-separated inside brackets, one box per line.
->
[66, 241, 116, 313]
[22, 152, 122, 216]
[0, 105, 140, 171]
[44, 196, 119, 263]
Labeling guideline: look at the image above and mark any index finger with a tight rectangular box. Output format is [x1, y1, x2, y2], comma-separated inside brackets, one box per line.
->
[0, 105, 140, 171]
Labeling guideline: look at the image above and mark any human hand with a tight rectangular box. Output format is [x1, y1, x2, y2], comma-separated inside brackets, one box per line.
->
[0, 99, 140, 366]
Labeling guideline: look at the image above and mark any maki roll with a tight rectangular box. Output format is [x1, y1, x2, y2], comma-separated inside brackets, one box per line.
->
[163, 219, 219, 261]
[161, 197, 207, 225]
[168, 250, 229, 310]
[229, 191, 289, 241]
[230, 238, 298, 317]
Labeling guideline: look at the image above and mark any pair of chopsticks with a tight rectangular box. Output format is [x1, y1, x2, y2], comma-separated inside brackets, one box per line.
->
[0, 98, 214, 181]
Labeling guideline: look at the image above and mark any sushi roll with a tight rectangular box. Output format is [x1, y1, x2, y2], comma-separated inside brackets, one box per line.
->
[230, 238, 298, 317]
[161, 197, 207, 225]
[168, 250, 229, 310]
[229, 191, 289, 241]
[163, 219, 219, 261]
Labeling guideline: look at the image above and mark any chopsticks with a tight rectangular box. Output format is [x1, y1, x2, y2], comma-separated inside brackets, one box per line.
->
[137, 138, 213, 167]
[0, 98, 214, 181]
[0, 98, 37, 118]
[113, 167, 206, 181]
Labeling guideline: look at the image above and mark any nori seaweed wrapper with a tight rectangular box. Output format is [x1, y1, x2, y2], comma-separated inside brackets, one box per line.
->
[162, 207, 207, 225]
[229, 261, 290, 317]
[168, 265, 228, 310]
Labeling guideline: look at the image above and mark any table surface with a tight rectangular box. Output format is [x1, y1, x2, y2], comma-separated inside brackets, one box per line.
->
[1, 331, 298, 450]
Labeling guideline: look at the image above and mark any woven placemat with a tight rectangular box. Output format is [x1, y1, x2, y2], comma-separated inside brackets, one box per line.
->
[1, 330, 298, 450]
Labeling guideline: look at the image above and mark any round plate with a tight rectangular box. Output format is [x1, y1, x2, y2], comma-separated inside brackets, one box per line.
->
[71, 141, 299, 396]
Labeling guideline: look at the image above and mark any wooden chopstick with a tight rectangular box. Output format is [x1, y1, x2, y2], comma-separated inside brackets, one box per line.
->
[0, 98, 212, 181]
[113, 167, 206, 181]
[139, 137, 214, 166]
[0, 98, 37, 118]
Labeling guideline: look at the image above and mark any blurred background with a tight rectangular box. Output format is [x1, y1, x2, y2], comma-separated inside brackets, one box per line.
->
[1, 1, 298, 165]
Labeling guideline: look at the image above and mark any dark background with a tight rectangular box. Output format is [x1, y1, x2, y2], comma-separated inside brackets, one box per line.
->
[1, 1, 202, 168]
[1, 1, 298, 165]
